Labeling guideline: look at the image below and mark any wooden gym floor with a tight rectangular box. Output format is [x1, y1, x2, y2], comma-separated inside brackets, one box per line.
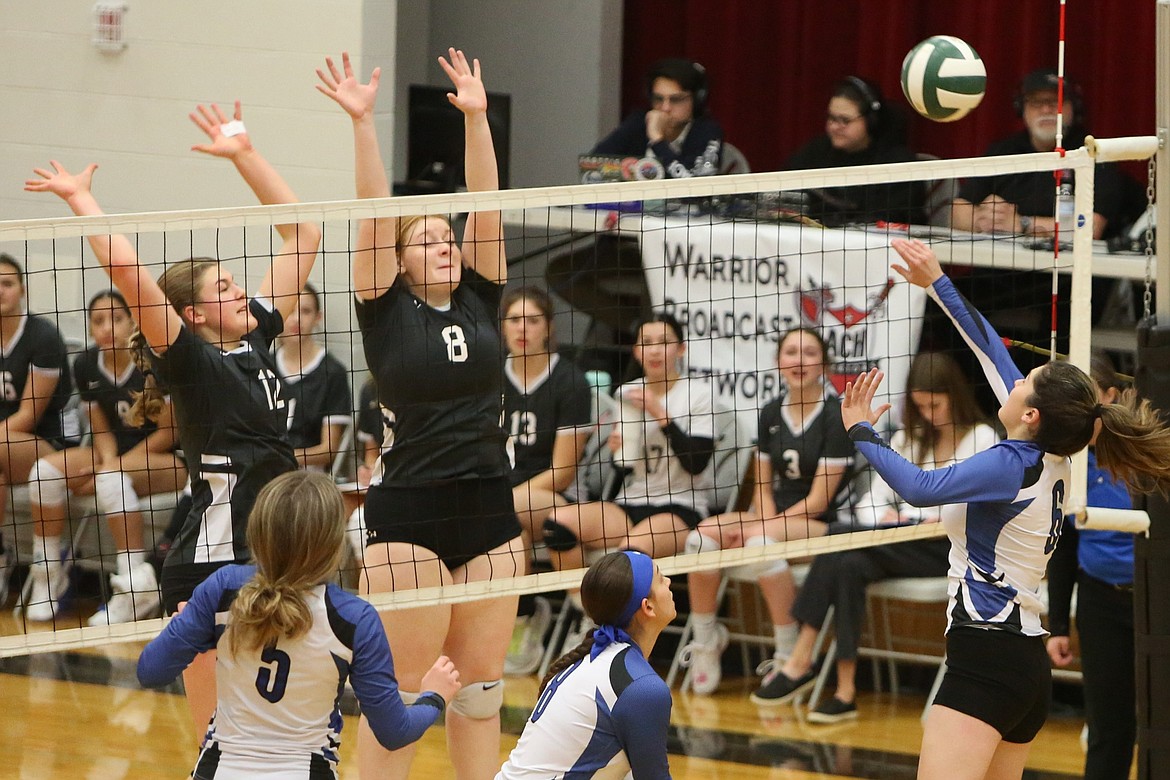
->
[0, 608, 1106, 780]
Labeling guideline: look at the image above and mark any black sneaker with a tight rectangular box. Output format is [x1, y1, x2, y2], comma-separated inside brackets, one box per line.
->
[807, 696, 858, 724]
[749, 667, 817, 706]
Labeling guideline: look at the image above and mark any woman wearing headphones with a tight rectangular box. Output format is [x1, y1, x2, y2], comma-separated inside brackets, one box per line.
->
[589, 58, 723, 179]
[787, 76, 925, 226]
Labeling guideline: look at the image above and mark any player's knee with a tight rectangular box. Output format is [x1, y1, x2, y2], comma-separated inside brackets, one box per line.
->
[542, 518, 579, 552]
[449, 680, 504, 719]
[28, 459, 67, 507]
[94, 471, 141, 515]
[728, 535, 789, 580]
[685, 529, 720, 555]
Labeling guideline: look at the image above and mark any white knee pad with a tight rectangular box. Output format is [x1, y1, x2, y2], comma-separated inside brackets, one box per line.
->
[449, 680, 504, 719]
[94, 472, 141, 515]
[685, 529, 721, 555]
[728, 535, 789, 581]
[28, 459, 68, 507]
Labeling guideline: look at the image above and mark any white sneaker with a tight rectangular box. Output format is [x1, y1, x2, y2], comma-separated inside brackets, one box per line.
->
[90, 564, 160, 626]
[679, 623, 729, 695]
[21, 561, 70, 622]
[504, 596, 553, 676]
[561, 614, 594, 656]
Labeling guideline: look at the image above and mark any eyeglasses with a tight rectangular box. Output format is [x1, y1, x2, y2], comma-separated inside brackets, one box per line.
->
[651, 92, 692, 107]
[1024, 95, 1061, 110]
[503, 314, 546, 326]
[826, 113, 863, 127]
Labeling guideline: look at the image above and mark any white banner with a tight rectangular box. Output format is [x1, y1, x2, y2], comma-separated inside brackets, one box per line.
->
[635, 216, 927, 431]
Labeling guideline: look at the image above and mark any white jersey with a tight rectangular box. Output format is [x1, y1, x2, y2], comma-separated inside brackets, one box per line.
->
[497, 642, 672, 780]
[613, 376, 715, 516]
[849, 275, 1069, 637]
[138, 565, 443, 778]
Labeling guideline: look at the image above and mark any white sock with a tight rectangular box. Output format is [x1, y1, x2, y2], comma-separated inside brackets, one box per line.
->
[116, 550, 148, 576]
[691, 612, 718, 645]
[34, 535, 62, 565]
[773, 623, 799, 659]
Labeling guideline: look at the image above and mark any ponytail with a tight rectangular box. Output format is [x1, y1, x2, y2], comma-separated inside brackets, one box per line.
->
[1094, 387, 1170, 496]
[227, 576, 314, 656]
[127, 327, 166, 425]
[538, 628, 595, 694]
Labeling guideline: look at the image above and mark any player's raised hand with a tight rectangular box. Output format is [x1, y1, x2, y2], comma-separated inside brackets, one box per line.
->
[890, 238, 945, 289]
[438, 48, 487, 115]
[842, 368, 891, 430]
[316, 51, 381, 121]
[25, 160, 98, 202]
[190, 101, 253, 158]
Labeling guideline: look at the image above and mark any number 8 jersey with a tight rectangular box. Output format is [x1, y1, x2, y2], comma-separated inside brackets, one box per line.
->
[355, 269, 510, 486]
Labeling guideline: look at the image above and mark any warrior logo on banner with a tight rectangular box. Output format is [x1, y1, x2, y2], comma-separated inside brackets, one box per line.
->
[798, 277, 895, 393]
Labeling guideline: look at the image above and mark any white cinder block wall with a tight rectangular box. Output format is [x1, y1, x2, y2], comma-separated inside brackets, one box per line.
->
[0, 0, 622, 378]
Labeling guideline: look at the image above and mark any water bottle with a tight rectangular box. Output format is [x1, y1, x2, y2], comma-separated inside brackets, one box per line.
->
[1056, 171, 1075, 245]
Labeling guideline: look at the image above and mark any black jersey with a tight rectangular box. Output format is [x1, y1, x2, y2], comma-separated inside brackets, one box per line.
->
[757, 391, 854, 518]
[74, 346, 155, 455]
[152, 297, 297, 566]
[0, 313, 74, 444]
[503, 354, 592, 487]
[356, 377, 384, 449]
[275, 346, 351, 450]
[354, 269, 509, 486]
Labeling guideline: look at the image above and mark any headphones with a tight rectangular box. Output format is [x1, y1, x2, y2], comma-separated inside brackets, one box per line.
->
[646, 58, 709, 114]
[840, 76, 883, 134]
[1013, 68, 1085, 120]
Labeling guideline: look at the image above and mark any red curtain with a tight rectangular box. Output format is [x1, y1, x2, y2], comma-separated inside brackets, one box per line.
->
[621, 0, 1156, 177]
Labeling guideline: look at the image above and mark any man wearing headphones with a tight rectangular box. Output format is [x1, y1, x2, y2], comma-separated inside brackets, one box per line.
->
[950, 68, 1131, 239]
[786, 76, 925, 226]
[589, 58, 723, 179]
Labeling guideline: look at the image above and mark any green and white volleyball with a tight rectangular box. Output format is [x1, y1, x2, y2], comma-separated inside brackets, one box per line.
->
[901, 36, 986, 122]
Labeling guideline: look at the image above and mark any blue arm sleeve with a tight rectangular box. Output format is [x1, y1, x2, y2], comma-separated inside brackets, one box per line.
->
[610, 675, 673, 780]
[849, 423, 1024, 507]
[348, 608, 442, 751]
[136, 571, 224, 688]
[928, 275, 1022, 405]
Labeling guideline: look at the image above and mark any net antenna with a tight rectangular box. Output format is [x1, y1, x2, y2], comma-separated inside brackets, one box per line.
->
[1049, 0, 1070, 358]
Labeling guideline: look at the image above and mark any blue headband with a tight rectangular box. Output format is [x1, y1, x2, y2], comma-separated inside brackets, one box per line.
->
[591, 551, 656, 660]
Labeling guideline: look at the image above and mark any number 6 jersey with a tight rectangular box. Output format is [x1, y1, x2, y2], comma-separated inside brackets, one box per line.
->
[355, 269, 510, 486]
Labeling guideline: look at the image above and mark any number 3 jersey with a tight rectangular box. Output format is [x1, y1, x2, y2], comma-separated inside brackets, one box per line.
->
[137, 565, 444, 778]
[151, 297, 297, 565]
[496, 642, 672, 780]
[355, 269, 510, 486]
[849, 275, 1070, 637]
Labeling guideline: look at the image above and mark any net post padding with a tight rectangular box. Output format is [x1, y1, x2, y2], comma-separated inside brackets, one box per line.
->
[0, 522, 945, 658]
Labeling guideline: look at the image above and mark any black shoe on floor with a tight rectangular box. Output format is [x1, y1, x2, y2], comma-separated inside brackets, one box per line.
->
[807, 696, 859, 724]
[749, 667, 818, 706]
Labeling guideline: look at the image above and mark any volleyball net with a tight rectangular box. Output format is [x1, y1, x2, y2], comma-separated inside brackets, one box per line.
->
[0, 135, 1158, 658]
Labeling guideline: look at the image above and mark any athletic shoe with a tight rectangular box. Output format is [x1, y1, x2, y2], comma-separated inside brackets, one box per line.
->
[504, 596, 552, 676]
[678, 623, 730, 695]
[807, 696, 858, 724]
[749, 666, 818, 706]
[21, 559, 71, 623]
[90, 564, 160, 626]
[561, 613, 594, 655]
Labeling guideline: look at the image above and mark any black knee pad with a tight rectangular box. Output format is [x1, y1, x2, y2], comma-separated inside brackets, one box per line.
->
[542, 518, 579, 552]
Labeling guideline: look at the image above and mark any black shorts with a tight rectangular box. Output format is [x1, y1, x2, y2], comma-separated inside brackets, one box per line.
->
[364, 477, 522, 571]
[934, 626, 1051, 743]
[161, 561, 231, 615]
[619, 502, 704, 530]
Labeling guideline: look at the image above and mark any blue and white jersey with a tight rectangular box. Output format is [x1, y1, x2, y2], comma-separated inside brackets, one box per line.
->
[496, 642, 672, 780]
[848, 275, 1069, 637]
[138, 565, 443, 778]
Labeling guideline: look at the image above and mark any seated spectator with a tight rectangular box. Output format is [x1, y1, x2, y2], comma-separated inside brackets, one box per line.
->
[590, 58, 722, 178]
[761, 351, 998, 722]
[787, 76, 926, 226]
[500, 286, 592, 675]
[27, 290, 187, 624]
[680, 328, 855, 703]
[275, 283, 351, 472]
[950, 69, 1133, 240]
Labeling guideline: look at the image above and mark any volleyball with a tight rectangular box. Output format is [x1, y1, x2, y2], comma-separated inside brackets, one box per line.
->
[900, 35, 987, 122]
